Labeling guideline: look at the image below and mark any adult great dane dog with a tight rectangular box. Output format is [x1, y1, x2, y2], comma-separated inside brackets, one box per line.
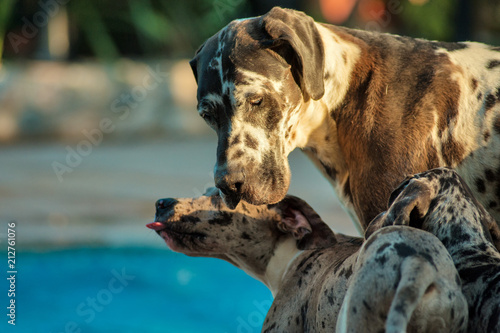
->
[189, 6, 500, 231]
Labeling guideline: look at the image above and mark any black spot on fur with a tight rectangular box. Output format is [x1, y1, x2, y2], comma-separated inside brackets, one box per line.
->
[430, 41, 468, 51]
[375, 254, 387, 266]
[485, 93, 497, 111]
[394, 242, 417, 257]
[181, 216, 201, 224]
[303, 262, 313, 275]
[487, 60, 500, 70]
[490, 201, 498, 209]
[485, 169, 496, 182]
[494, 117, 500, 135]
[339, 265, 353, 279]
[208, 212, 232, 226]
[476, 178, 486, 193]
[241, 232, 251, 240]
[376, 242, 391, 254]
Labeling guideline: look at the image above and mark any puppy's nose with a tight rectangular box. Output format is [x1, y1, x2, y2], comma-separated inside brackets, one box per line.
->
[156, 198, 178, 211]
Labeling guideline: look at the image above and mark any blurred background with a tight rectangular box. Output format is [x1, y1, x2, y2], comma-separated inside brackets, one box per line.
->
[0, 0, 499, 332]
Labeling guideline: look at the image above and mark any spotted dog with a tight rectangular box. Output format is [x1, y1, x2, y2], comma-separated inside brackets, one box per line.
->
[189, 6, 500, 232]
[366, 168, 500, 332]
[147, 193, 467, 332]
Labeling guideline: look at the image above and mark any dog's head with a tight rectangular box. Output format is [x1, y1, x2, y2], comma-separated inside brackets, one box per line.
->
[189, 7, 325, 208]
[147, 190, 335, 279]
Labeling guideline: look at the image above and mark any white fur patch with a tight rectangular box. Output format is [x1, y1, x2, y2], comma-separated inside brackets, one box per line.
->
[264, 237, 302, 297]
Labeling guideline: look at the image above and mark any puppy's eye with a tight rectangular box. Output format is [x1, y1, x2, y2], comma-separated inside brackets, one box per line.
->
[249, 97, 263, 106]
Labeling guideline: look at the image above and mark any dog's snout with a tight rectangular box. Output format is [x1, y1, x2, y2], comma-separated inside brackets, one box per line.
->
[214, 169, 245, 209]
[156, 198, 178, 211]
[215, 171, 245, 196]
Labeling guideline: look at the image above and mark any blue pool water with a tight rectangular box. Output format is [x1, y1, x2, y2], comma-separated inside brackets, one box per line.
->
[1, 247, 272, 333]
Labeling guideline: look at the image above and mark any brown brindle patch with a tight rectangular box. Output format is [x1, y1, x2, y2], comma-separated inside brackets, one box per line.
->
[484, 131, 491, 142]
[245, 133, 259, 150]
[426, 140, 440, 168]
[329, 26, 463, 223]
[233, 150, 245, 159]
[231, 134, 241, 145]
[441, 136, 465, 167]
[471, 78, 478, 91]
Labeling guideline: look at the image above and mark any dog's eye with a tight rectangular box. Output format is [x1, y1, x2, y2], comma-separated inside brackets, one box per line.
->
[200, 111, 214, 123]
[249, 97, 263, 106]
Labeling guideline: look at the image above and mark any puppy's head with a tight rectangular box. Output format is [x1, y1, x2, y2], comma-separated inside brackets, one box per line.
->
[189, 7, 325, 209]
[147, 191, 335, 277]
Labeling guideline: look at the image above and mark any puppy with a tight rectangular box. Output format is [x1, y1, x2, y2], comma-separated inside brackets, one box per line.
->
[148, 192, 467, 332]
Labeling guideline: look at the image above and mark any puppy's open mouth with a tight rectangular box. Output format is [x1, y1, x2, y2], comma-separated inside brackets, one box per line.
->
[146, 221, 207, 252]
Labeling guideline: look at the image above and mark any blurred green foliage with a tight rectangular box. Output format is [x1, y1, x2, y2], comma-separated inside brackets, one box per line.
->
[0, 0, 16, 60]
[3, 0, 247, 60]
[400, 0, 455, 41]
[66, 0, 247, 59]
[1, 0, 498, 61]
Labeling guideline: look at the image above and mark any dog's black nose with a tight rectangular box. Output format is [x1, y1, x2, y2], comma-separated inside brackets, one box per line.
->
[214, 171, 244, 209]
[215, 171, 245, 194]
[156, 198, 178, 211]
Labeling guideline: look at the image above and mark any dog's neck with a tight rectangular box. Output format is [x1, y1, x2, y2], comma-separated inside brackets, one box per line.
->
[262, 237, 302, 297]
[288, 24, 364, 232]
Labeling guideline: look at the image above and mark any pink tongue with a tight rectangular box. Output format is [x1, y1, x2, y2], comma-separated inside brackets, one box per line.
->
[146, 222, 165, 231]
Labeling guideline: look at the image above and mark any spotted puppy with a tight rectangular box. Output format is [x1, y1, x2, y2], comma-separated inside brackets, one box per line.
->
[366, 168, 500, 332]
[147, 193, 467, 332]
[190, 6, 500, 232]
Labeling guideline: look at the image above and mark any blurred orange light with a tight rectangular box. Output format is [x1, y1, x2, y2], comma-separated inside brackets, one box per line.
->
[357, 0, 386, 22]
[319, 0, 358, 24]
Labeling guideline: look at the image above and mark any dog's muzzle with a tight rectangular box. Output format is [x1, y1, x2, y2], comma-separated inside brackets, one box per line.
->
[146, 198, 179, 231]
[215, 170, 245, 209]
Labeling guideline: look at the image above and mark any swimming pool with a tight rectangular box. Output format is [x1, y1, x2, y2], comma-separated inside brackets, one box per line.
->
[3, 247, 272, 333]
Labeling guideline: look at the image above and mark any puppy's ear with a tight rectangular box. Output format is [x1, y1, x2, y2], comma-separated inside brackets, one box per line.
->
[189, 41, 206, 84]
[365, 178, 432, 239]
[274, 196, 336, 250]
[261, 7, 325, 101]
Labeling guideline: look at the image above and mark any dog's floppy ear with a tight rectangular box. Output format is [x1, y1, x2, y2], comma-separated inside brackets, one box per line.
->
[274, 195, 335, 250]
[261, 7, 325, 100]
[189, 41, 206, 84]
[365, 178, 433, 239]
